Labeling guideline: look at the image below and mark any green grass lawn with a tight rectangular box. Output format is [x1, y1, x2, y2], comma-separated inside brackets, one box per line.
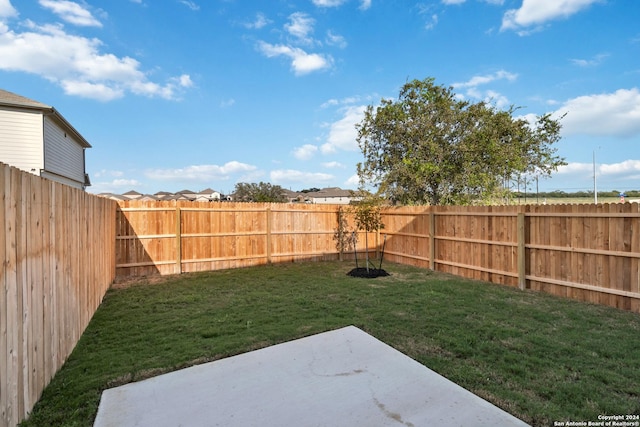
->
[21, 261, 640, 427]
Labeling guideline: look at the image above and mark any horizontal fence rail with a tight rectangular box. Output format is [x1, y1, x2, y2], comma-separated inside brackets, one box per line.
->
[117, 201, 640, 312]
[1, 163, 116, 427]
[381, 204, 640, 312]
[116, 202, 380, 277]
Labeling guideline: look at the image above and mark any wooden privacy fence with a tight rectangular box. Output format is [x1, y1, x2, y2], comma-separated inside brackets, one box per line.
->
[3, 192, 637, 426]
[117, 201, 640, 312]
[1, 163, 116, 427]
[116, 201, 375, 277]
[382, 204, 640, 312]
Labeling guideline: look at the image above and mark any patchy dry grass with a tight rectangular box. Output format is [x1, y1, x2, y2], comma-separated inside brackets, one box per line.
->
[21, 261, 640, 426]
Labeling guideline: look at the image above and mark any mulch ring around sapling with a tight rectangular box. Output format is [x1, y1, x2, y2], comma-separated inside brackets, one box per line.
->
[347, 267, 390, 278]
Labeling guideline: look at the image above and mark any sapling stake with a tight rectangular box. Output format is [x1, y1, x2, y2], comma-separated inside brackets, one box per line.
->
[379, 234, 387, 271]
[353, 231, 358, 269]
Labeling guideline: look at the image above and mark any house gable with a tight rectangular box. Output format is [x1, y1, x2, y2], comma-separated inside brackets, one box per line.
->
[0, 106, 44, 173]
[0, 88, 91, 190]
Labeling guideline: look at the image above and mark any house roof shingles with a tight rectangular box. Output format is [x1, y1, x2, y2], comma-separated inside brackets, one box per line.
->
[0, 88, 51, 109]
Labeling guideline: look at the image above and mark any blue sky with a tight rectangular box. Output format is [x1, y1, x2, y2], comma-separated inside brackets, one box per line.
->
[1, 0, 639, 196]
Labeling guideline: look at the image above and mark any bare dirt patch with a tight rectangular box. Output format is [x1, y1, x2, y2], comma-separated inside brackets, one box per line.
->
[111, 274, 174, 290]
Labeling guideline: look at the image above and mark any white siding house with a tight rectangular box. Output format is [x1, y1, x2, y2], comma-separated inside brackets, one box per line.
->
[0, 89, 91, 190]
[307, 187, 360, 205]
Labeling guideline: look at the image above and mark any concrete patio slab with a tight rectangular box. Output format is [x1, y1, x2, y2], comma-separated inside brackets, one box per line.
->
[94, 326, 529, 427]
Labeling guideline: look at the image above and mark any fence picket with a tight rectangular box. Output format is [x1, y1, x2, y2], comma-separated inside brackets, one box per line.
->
[1, 163, 116, 427]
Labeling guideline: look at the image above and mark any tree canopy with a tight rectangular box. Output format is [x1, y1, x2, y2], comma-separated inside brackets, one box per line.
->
[356, 78, 566, 205]
[233, 182, 287, 203]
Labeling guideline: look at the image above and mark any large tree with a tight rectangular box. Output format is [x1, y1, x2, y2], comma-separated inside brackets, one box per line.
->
[233, 182, 288, 203]
[356, 78, 566, 205]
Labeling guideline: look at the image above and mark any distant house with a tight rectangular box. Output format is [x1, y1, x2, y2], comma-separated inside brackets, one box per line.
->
[176, 189, 199, 200]
[97, 193, 128, 201]
[110, 187, 359, 204]
[122, 190, 143, 200]
[0, 88, 91, 190]
[197, 188, 221, 202]
[154, 191, 173, 200]
[165, 193, 193, 201]
[306, 187, 359, 205]
[282, 188, 303, 203]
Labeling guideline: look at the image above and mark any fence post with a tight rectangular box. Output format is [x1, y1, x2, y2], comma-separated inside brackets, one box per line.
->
[337, 207, 343, 261]
[517, 212, 526, 290]
[266, 206, 272, 264]
[429, 211, 436, 270]
[176, 206, 182, 274]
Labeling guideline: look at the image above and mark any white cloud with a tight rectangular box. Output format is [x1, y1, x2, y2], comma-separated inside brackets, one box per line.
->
[547, 160, 640, 192]
[424, 14, 438, 30]
[285, 12, 315, 44]
[321, 105, 366, 154]
[270, 169, 334, 185]
[93, 169, 124, 178]
[0, 19, 192, 101]
[452, 70, 516, 108]
[174, 74, 193, 88]
[179, 1, 199, 11]
[570, 53, 608, 67]
[89, 177, 142, 194]
[61, 80, 123, 100]
[326, 30, 347, 48]
[0, 0, 18, 18]
[298, 0, 371, 10]
[345, 174, 360, 187]
[501, 0, 602, 32]
[453, 70, 518, 88]
[553, 88, 640, 138]
[145, 161, 258, 182]
[312, 0, 347, 7]
[443, 0, 503, 4]
[322, 161, 345, 169]
[417, 4, 438, 30]
[555, 162, 592, 175]
[257, 41, 332, 75]
[484, 90, 509, 109]
[359, 0, 372, 11]
[554, 160, 640, 186]
[600, 160, 640, 176]
[39, 0, 102, 27]
[292, 144, 318, 160]
[220, 98, 235, 108]
[516, 113, 539, 127]
[244, 12, 270, 30]
[111, 178, 142, 187]
[320, 95, 365, 108]
[321, 99, 339, 108]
